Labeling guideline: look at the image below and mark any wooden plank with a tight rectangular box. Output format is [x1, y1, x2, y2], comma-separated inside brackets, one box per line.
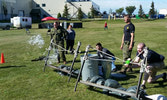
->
[47, 64, 70, 73]
[80, 80, 136, 98]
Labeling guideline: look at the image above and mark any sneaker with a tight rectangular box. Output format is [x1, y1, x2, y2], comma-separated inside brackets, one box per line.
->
[162, 73, 166, 81]
[141, 84, 146, 89]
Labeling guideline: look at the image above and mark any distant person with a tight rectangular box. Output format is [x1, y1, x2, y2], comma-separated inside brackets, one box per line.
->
[104, 21, 108, 30]
[120, 15, 135, 73]
[51, 21, 67, 64]
[66, 25, 76, 54]
[47, 24, 51, 35]
[96, 43, 117, 74]
[130, 43, 166, 89]
[25, 25, 30, 34]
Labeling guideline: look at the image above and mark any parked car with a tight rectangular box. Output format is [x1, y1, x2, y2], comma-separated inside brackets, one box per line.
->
[0, 23, 12, 30]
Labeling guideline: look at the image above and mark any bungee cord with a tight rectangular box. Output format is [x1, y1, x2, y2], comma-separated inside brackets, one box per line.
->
[86, 46, 147, 65]
[47, 40, 147, 65]
[49, 39, 73, 53]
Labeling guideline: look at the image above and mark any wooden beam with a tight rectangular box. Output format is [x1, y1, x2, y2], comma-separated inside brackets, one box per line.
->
[80, 80, 136, 98]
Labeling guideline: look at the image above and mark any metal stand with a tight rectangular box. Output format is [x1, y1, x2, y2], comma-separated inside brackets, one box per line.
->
[44, 39, 54, 72]
[68, 41, 81, 83]
[74, 45, 91, 91]
[136, 47, 148, 98]
[73, 46, 151, 99]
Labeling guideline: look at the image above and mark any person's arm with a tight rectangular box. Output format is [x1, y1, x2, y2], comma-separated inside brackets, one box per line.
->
[74, 30, 76, 38]
[131, 56, 140, 68]
[120, 34, 124, 50]
[63, 28, 68, 40]
[129, 33, 134, 50]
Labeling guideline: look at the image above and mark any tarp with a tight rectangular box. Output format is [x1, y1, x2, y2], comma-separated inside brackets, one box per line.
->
[41, 17, 59, 21]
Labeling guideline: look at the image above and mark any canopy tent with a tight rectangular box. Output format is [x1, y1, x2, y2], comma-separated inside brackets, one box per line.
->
[41, 17, 59, 21]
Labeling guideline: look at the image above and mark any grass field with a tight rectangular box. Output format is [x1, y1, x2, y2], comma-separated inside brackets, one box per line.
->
[0, 18, 167, 100]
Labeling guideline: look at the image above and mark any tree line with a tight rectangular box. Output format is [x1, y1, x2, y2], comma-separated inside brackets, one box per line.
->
[58, 1, 157, 20]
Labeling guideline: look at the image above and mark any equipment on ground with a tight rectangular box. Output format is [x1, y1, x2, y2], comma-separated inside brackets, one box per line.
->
[74, 45, 151, 100]
[44, 37, 81, 78]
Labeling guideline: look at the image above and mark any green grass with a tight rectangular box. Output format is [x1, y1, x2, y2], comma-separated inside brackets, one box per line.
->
[0, 18, 167, 100]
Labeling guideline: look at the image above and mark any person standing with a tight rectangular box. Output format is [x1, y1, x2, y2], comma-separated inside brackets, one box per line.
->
[66, 25, 76, 54]
[51, 21, 67, 64]
[130, 43, 166, 89]
[120, 15, 135, 73]
[104, 21, 108, 30]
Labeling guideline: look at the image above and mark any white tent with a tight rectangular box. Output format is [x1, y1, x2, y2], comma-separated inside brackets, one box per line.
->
[159, 9, 167, 16]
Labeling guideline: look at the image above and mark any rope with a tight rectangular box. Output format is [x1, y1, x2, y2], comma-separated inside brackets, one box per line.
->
[88, 57, 124, 63]
[91, 47, 124, 62]
[89, 47, 143, 65]
[51, 41, 72, 53]
[131, 50, 144, 62]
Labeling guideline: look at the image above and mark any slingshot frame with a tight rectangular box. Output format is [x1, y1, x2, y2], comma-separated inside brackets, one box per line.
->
[74, 45, 150, 100]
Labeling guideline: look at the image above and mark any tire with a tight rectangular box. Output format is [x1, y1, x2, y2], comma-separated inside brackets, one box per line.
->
[5, 25, 10, 30]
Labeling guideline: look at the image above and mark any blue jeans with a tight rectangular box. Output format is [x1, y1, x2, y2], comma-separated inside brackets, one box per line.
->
[110, 57, 116, 71]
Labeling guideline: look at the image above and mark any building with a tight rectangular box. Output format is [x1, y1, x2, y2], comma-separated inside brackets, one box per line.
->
[0, 0, 100, 20]
[0, 0, 32, 20]
[32, 0, 100, 19]
[159, 9, 167, 16]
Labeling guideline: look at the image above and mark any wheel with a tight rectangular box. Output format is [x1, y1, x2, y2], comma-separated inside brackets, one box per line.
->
[5, 25, 10, 30]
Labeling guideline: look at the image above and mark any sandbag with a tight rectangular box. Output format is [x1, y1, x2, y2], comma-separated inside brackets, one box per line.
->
[104, 79, 121, 88]
[96, 78, 105, 85]
[109, 87, 127, 97]
[103, 79, 121, 93]
[90, 75, 103, 83]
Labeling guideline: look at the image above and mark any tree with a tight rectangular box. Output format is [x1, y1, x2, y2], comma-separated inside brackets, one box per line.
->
[77, 7, 83, 20]
[103, 11, 107, 15]
[125, 6, 136, 15]
[116, 7, 124, 16]
[149, 1, 156, 18]
[88, 12, 91, 18]
[138, 5, 144, 18]
[90, 6, 95, 18]
[109, 8, 112, 14]
[63, 4, 69, 18]
[2, 1, 8, 19]
[57, 13, 61, 18]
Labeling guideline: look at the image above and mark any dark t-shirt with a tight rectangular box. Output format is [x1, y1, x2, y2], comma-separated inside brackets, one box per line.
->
[66, 29, 75, 40]
[137, 49, 165, 63]
[97, 48, 115, 59]
[124, 23, 135, 41]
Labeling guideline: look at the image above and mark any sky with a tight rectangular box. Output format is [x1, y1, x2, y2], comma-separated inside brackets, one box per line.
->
[92, 0, 167, 14]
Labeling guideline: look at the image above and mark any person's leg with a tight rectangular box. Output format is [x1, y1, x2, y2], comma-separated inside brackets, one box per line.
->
[66, 40, 70, 54]
[147, 62, 166, 83]
[111, 62, 116, 70]
[98, 61, 103, 76]
[121, 43, 132, 73]
[56, 43, 60, 63]
[123, 43, 131, 61]
[70, 40, 74, 53]
[141, 72, 149, 89]
[59, 41, 66, 64]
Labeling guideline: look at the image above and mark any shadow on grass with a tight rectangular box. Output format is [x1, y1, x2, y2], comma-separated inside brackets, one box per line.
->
[151, 80, 167, 88]
[112, 74, 137, 82]
[0, 65, 26, 69]
[87, 87, 130, 100]
[163, 66, 167, 70]
[66, 59, 81, 64]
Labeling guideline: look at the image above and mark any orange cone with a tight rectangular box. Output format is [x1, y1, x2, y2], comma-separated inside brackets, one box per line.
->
[1, 53, 5, 64]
